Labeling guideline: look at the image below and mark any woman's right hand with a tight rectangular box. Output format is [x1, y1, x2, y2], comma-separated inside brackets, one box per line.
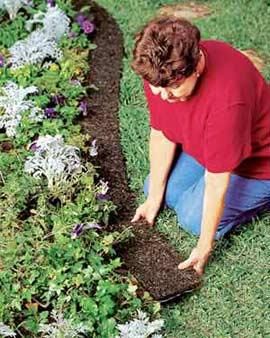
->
[131, 198, 161, 226]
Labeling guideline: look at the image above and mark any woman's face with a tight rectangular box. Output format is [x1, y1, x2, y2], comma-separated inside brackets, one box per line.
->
[149, 72, 199, 103]
[149, 50, 205, 103]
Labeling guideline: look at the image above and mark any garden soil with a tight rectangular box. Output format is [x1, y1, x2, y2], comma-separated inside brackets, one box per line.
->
[75, 1, 201, 302]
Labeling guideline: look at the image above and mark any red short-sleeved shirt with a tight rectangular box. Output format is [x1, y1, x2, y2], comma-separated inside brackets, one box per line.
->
[144, 40, 270, 179]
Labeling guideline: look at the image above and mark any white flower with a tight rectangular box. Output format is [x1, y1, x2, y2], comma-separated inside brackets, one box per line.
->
[0, 322, 16, 337]
[25, 5, 70, 41]
[25, 135, 83, 189]
[116, 310, 164, 338]
[89, 139, 98, 157]
[0, 81, 43, 137]
[39, 310, 88, 338]
[0, 0, 32, 20]
[98, 179, 109, 195]
[9, 29, 62, 69]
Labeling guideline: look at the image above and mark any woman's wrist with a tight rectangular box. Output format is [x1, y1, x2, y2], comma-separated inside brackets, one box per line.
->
[197, 237, 214, 253]
[148, 181, 166, 204]
[147, 194, 163, 206]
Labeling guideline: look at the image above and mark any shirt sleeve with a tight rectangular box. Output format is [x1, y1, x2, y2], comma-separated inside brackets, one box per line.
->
[204, 103, 252, 173]
[143, 80, 162, 130]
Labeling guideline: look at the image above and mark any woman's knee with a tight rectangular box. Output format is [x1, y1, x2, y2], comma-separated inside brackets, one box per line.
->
[164, 176, 181, 209]
[144, 174, 232, 240]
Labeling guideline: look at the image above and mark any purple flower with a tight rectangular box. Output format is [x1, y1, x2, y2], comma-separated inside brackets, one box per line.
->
[96, 193, 110, 201]
[99, 180, 109, 195]
[96, 180, 109, 201]
[28, 141, 40, 152]
[0, 55, 4, 67]
[51, 95, 66, 106]
[47, 0, 55, 6]
[78, 98, 89, 116]
[71, 222, 102, 239]
[44, 107, 57, 118]
[82, 20, 95, 34]
[76, 13, 87, 26]
[71, 223, 84, 239]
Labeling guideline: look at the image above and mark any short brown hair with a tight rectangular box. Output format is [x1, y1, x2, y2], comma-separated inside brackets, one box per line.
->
[132, 16, 201, 87]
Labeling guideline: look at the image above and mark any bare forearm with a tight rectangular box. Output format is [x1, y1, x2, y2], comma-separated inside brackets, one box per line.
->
[198, 174, 230, 250]
[178, 186, 227, 275]
[148, 128, 176, 202]
[198, 186, 226, 250]
[178, 171, 230, 275]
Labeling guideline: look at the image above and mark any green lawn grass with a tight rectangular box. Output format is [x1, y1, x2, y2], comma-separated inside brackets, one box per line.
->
[96, 1, 270, 337]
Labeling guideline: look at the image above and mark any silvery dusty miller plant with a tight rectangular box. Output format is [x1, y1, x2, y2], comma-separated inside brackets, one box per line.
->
[38, 310, 89, 338]
[0, 322, 16, 337]
[9, 4, 70, 68]
[24, 135, 83, 190]
[25, 4, 70, 41]
[89, 139, 98, 157]
[116, 310, 164, 338]
[9, 29, 63, 69]
[0, 81, 43, 137]
[0, 0, 32, 20]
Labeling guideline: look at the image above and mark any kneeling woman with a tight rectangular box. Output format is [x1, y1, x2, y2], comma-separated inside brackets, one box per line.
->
[131, 16, 270, 275]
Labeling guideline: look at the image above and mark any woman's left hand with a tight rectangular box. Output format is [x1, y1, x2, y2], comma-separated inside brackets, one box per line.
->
[178, 246, 212, 276]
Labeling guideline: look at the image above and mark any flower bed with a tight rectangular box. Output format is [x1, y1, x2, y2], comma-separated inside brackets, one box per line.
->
[0, 1, 162, 337]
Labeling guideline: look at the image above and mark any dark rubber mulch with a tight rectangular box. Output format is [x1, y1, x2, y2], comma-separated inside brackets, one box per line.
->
[74, 0, 201, 301]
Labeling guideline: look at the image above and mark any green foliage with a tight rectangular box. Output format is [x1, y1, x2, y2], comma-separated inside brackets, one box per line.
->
[0, 1, 48, 48]
[0, 15, 29, 48]
[0, 221, 140, 337]
[0, 0, 150, 336]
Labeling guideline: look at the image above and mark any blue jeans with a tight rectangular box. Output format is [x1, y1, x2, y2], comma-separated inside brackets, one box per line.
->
[144, 151, 270, 240]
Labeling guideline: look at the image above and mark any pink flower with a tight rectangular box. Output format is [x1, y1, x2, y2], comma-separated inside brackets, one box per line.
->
[82, 20, 95, 35]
